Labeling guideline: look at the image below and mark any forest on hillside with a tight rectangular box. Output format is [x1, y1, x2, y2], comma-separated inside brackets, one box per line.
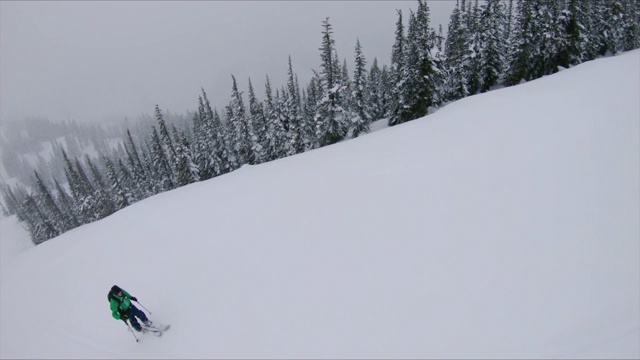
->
[2, 0, 639, 244]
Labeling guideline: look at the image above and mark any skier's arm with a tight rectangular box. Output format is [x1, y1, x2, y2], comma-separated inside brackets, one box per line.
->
[110, 300, 122, 320]
[121, 289, 138, 301]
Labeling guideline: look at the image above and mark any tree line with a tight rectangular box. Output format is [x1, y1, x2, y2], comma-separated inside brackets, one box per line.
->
[2, 0, 638, 244]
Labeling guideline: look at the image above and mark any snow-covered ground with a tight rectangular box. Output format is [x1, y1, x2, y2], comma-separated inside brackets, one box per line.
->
[0, 216, 32, 269]
[1, 50, 638, 359]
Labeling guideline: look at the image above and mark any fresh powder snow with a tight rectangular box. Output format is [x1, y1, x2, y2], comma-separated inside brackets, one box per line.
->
[0, 50, 638, 359]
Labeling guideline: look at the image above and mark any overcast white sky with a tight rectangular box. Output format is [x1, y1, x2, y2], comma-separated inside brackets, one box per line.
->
[1, 1, 455, 125]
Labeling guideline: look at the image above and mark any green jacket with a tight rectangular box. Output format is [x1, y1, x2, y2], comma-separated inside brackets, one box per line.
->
[109, 288, 133, 320]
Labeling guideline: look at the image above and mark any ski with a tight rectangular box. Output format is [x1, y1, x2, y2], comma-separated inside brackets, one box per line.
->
[145, 323, 170, 331]
[136, 326, 161, 337]
[146, 328, 163, 337]
[141, 323, 170, 336]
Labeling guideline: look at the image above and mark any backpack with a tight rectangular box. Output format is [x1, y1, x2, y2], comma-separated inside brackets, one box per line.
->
[108, 289, 123, 305]
[108, 289, 127, 317]
[107, 289, 116, 303]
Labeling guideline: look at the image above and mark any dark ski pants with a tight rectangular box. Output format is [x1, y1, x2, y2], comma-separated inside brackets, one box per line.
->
[125, 304, 149, 331]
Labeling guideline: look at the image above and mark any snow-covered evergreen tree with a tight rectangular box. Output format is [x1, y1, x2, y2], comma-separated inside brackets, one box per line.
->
[171, 125, 200, 187]
[102, 155, 130, 211]
[621, 0, 640, 51]
[444, 1, 470, 101]
[504, 0, 535, 86]
[155, 105, 177, 166]
[366, 58, 386, 121]
[116, 158, 135, 206]
[60, 149, 96, 224]
[77, 157, 112, 221]
[52, 178, 79, 228]
[465, 0, 482, 95]
[226, 75, 255, 166]
[22, 194, 58, 245]
[122, 128, 151, 200]
[380, 64, 394, 118]
[149, 126, 174, 191]
[394, 1, 441, 124]
[284, 57, 305, 155]
[315, 18, 349, 146]
[85, 155, 115, 219]
[389, 10, 406, 126]
[479, 0, 506, 92]
[555, 0, 584, 69]
[302, 76, 321, 151]
[262, 76, 287, 161]
[33, 171, 68, 235]
[350, 38, 371, 138]
[140, 139, 164, 195]
[247, 78, 267, 164]
[199, 89, 231, 178]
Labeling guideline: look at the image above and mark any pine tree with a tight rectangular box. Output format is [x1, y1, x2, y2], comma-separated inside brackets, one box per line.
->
[389, 10, 406, 126]
[103, 156, 130, 210]
[124, 129, 145, 175]
[465, 0, 483, 95]
[444, 1, 470, 100]
[171, 125, 200, 186]
[123, 129, 150, 199]
[395, 1, 440, 124]
[380, 65, 394, 118]
[60, 149, 95, 224]
[74, 158, 95, 198]
[285, 57, 305, 154]
[504, 0, 535, 86]
[603, 0, 626, 55]
[33, 171, 68, 234]
[351, 38, 371, 137]
[505, 0, 515, 40]
[556, 0, 584, 68]
[117, 158, 135, 205]
[73, 158, 101, 222]
[85, 155, 115, 218]
[580, 0, 601, 61]
[140, 139, 164, 195]
[479, 0, 506, 92]
[622, 0, 640, 50]
[123, 140, 146, 201]
[293, 74, 309, 150]
[195, 89, 230, 178]
[155, 105, 177, 167]
[150, 126, 174, 191]
[315, 18, 349, 146]
[247, 78, 268, 164]
[397, 10, 422, 122]
[213, 107, 235, 174]
[52, 177, 79, 227]
[227, 75, 256, 166]
[538, 0, 565, 76]
[60, 149, 83, 203]
[276, 88, 296, 157]
[302, 76, 321, 151]
[366, 58, 386, 121]
[22, 194, 58, 244]
[263, 75, 286, 161]
[192, 98, 208, 178]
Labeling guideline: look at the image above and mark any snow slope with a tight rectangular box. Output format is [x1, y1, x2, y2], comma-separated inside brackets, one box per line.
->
[1, 50, 638, 359]
[0, 216, 31, 269]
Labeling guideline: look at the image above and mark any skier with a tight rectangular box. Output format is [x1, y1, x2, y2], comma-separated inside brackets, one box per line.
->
[108, 285, 154, 333]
